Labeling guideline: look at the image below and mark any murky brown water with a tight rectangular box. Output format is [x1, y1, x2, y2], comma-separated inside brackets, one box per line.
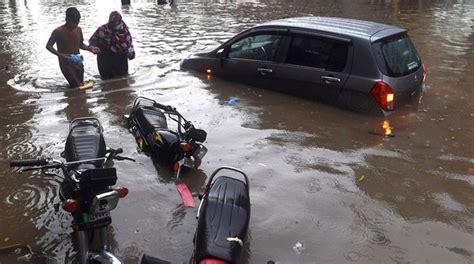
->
[0, 0, 473, 263]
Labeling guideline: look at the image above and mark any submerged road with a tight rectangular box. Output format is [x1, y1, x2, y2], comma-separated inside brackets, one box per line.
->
[0, 0, 473, 263]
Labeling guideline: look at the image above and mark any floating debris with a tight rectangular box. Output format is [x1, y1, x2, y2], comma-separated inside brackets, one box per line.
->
[228, 97, 239, 105]
[292, 241, 305, 255]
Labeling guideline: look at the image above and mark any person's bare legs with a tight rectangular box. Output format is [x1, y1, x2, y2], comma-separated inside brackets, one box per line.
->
[59, 62, 84, 88]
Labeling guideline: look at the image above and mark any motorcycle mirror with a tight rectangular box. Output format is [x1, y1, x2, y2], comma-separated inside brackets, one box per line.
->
[184, 121, 192, 130]
[191, 129, 207, 143]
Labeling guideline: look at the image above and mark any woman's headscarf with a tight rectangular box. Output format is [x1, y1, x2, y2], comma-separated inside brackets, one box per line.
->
[89, 11, 133, 54]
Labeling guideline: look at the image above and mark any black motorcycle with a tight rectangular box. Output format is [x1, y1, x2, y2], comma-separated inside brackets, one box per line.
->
[10, 117, 133, 264]
[193, 166, 250, 264]
[126, 97, 207, 176]
[141, 166, 251, 264]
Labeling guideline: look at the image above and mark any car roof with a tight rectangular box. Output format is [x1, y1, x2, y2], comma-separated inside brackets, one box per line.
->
[258, 16, 406, 41]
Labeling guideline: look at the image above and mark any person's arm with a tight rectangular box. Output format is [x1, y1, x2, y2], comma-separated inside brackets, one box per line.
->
[80, 39, 100, 54]
[79, 28, 100, 54]
[46, 30, 68, 60]
[88, 28, 100, 49]
[127, 33, 135, 60]
[128, 46, 135, 60]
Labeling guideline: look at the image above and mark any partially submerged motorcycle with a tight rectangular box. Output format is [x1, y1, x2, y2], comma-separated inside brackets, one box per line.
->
[126, 97, 208, 176]
[193, 166, 250, 264]
[10, 117, 133, 264]
[141, 166, 251, 264]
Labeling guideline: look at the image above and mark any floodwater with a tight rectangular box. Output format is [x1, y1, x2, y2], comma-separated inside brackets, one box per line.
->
[0, 0, 473, 263]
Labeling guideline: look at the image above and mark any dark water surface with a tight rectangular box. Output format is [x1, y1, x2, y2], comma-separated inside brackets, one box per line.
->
[0, 0, 473, 263]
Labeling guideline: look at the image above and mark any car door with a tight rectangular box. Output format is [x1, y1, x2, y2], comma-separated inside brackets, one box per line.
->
[272, 32, 353, 104]
[218, 31, 286, 90]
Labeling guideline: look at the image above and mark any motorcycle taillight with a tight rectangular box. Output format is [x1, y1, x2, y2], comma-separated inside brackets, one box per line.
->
[199, 259, 229, 264]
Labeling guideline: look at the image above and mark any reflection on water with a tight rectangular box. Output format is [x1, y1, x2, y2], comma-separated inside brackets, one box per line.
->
[0, 0, 473, 263]
[382, 120, 393, 136]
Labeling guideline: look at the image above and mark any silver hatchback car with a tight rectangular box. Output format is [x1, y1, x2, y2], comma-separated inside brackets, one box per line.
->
[181, 16, 426, 116]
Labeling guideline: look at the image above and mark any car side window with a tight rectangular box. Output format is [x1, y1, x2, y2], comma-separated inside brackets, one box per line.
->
[285, 35, 348, 72]
[228, 34, 282, 61]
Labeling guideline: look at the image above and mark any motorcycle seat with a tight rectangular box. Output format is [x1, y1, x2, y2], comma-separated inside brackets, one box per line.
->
[195, 176, 250, 263]
[64, 122, 106, 167]
[134, 107, 168, 135]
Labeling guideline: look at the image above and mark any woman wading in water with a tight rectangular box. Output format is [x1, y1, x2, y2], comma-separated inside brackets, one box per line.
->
[89, 11, 135, 79]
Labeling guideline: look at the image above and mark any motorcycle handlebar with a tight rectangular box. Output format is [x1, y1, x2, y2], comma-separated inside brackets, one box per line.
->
[107, 148, 134, 162]
[153, 102, 175, 112]
[10, 158, 48, 167]
[114, 148, 123, 155]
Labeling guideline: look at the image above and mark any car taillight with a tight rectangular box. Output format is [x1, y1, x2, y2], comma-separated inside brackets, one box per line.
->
[199, 259, 229, 264]
[370, 81, 395, 111]
[63, 199, 81, 213]
[115, 187, 129, 198]
[422, 63, 427, 83]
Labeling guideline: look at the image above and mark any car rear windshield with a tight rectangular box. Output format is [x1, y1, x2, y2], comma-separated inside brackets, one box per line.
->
[380, 35, 421, 77]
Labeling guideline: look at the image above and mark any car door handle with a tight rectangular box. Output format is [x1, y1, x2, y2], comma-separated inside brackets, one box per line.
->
[321, 76, 341, 83]
[257, 68, 273, 75]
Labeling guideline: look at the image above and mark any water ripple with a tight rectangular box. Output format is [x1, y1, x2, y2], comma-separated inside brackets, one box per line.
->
[5, 180, 56, 215]
[6, 140, 38, 158]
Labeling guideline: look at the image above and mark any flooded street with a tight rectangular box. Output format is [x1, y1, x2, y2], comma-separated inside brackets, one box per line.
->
[0, 0, 473, 263]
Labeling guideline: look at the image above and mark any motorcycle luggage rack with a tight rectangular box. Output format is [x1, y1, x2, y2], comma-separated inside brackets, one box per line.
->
[204, 166, 249, 194]
[133, 96, 158, 109]
[69, 117, 103, 132]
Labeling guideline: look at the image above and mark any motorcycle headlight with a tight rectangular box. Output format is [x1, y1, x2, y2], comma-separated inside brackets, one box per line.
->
[192, 144, 208, 160]
[90, 190, 119, 214]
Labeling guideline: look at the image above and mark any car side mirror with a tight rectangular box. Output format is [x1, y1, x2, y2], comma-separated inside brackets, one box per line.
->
[216, 48, 225, 59]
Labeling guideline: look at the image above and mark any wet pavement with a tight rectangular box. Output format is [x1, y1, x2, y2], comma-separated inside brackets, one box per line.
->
[0, 0, 473, 263]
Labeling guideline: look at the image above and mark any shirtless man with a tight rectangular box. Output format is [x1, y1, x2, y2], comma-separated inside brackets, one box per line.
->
[46, 7, 99, 88]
